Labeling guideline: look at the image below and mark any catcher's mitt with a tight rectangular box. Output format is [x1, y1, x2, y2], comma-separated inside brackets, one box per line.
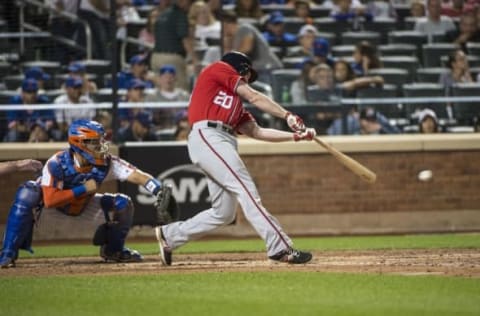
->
[154, 185, 179, 225]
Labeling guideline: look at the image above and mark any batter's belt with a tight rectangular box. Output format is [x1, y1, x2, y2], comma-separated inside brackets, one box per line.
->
[193, 120, 235, 135]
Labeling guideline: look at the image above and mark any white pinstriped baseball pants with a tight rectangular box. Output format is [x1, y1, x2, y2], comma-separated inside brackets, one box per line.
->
[161, 121, 293, 257]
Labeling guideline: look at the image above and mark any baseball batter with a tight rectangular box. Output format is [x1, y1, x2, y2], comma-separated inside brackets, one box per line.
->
[156, 51, 316, 265]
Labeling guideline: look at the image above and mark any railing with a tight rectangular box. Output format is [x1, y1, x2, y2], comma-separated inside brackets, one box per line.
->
[15, 0, 92, 60]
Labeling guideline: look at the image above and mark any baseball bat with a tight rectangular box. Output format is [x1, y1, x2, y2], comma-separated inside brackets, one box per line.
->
[313, 137, 377, 184]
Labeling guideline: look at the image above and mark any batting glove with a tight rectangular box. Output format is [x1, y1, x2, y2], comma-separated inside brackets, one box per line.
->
[293, 128, 316, 142]
[285, 111, 305, 132]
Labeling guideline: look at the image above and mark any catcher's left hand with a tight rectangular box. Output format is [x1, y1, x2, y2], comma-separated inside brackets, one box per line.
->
[154, 185, 176, 225]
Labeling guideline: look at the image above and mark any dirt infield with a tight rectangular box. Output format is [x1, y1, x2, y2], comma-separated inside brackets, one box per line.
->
[2, 249, 480, 278]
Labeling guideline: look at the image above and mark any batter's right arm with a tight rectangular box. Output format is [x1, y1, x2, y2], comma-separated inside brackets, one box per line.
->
[236, 82, 305, 132]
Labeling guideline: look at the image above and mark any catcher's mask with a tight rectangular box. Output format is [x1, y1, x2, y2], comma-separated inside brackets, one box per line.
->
[68, 119, 109, 166]
[221, 51, 258, 83]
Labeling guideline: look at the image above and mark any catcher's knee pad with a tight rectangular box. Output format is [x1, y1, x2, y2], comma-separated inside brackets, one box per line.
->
[1, 181, 42, 261]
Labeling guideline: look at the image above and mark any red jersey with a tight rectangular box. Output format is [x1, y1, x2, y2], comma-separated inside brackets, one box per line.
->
[188, 61, 254, 129]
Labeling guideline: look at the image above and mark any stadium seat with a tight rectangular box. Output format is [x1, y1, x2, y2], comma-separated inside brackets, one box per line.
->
[450, 82, 480, 124]
[317, 32, 337, 45]
[283, 17, 306, 34]
[21, 60, 61, 77]
[402, 83, 448, 119]
[0, 90, 17, 104]
[403, 16, 420, 30]
[363, 18, 397, 44]
[56, 73, 100, 88]
[81, 59, 112, 77]
[314, 18, 352, 38]
[355, 84, 405, 120]
[270, 68, 301, 103]
[415, 67, 450, 83]
[261, 4, 295, 16]
[422, 43, 459, 67]
[388, 31, 428, 57]
[3, 74, 24, 90]
[309, 7, 331, 18]
[281, 56, 305, 69]
[340, 31, 381, 46]
[368, 68, 410, 91]
[0, 61, 12, 81]
[378, 44, 417, 57]
[466, 42, 480, 56]
[331, 45, 355, 58]
[380, 55, 419, 82]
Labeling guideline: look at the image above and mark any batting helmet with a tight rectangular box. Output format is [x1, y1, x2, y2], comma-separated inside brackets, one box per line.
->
[221, 51, 258, 83]
[68, 119, 109, 166]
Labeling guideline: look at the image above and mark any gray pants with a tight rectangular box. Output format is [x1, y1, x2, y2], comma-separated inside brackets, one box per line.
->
[161, 121, 293, 257]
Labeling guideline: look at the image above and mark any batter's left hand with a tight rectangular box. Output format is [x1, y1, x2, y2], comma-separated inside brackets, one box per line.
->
[293, 128, 316, 142]
[285, 112, 305, 132]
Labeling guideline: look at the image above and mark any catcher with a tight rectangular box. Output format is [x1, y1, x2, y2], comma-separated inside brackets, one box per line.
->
[0, 119, 174, 268]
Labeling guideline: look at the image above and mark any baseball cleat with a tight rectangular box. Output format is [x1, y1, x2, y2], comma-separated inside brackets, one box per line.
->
[269, 248, 313, 264]
[100, 246, 143, 263]
[155, 226, 172, 266]
[0, 250, 17, 269]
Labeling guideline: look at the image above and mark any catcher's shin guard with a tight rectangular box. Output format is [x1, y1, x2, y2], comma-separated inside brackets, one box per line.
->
[0, 181, 42, 268]
[95, 194, 141, 262]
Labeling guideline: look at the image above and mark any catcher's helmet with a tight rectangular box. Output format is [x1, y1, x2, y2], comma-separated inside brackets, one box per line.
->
[221, 51, 258, 83]
[68, 119, 109, 166]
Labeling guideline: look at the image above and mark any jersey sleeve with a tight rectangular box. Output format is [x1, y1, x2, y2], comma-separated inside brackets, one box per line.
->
[214, 62, 244, 94]
[40, 156, 78, 208]
[105, 155, 136, 182]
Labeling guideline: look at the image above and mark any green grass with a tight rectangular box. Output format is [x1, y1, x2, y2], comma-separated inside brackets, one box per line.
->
[25, 232, 480, 258]
[2, 233, 480, 316]
[1, 272, 479, 316]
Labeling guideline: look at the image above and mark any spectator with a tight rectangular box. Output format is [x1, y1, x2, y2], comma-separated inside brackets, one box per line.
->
[24, 67, 51, 93]
[417, 108, 440, 133]
[366, 0, 397, 19]
[77, 0, 111, 60]
[206, 0, 222, 19]
[293, 0, 314, 24]
[312, 37, 335, 67]
[66, 62, 98, 95]
[118, 54, 155, 90]
[351, 40, 382, 76]
[234, 0, 264, 18]
[118, 78, 150, 131]
[333, 59, 384, 95]
[93, 110, 113, 140]
[145, 64, 190, 129]
[290, 58, 317, 104]
[222, 10, 283, 83]
[117, 110, 158, 142]
[173, 109, 190, 140]
[359, 106, 401, 134]
[414, 0, 456, 40]
[188, 0, 221, 50]
[47, 0, 80, 64]
[441, 0, 465, 17]
[152, 0, 193, 91]
[445, 13, 480, 51]
[262, 11, 298, 59]
[410, 0, 426, 17]
[138, 8, 161, 47]
[330, 0, 372, 27]
[4, 79, 60, 142]
[116, 0, 142, 40]
[287, 24, 318, 58]
[202, 32, 233, 67]
[439, 49, 473, 94]
[54, 76, 96, 139]
[327, 105, 400, 135]
[322, 0, 365, 12]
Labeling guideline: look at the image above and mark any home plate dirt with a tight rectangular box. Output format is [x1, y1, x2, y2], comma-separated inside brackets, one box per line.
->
[2, 249, 479, 278]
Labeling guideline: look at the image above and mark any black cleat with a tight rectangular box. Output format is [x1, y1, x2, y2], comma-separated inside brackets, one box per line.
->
[100, 246, 143, 263]
[154, 226, 172, 266]
[269, 248, 313, 264]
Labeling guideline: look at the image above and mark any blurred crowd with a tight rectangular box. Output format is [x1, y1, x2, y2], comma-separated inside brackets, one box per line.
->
[1, 0, 480, 142]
